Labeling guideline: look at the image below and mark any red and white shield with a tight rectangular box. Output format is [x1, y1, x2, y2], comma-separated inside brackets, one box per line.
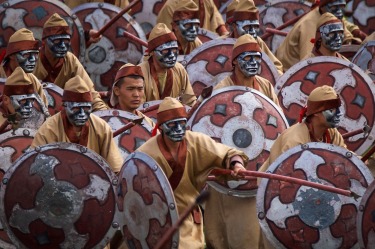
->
[42, 82, 63, 116]
[357, 180, 375, 248]
[351, 0, 375, 37]
[188, 86, 289, 197]
[117, 151, 179, 248]
[198, 28, 219, 43]
[275, 56, 375, 155]
[72, 3, 146, 91]
[352, 40, 375, 81]
[0, 142, 120, 249]
[257, 142, 373, 248]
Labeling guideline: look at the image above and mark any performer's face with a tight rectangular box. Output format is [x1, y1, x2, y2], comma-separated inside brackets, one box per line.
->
[176, 19, 200, 42]
[322, 107, 342, 128]
[154, 41, 179, 68]
[235, 20, 260, 38]
[324, 0, 346, 20]
[236, 51, 262, 77]
[10, 94, 36, 119]
[161, 118, 187, 142]
[46, 34, 71, 58]
[13, 50, 39, 73]
[320, 23, 344, 51]
[113, 76, 144, 112]
[64, 102, 92, 126]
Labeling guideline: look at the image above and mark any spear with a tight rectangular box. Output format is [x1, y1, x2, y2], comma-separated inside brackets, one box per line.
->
[112, 117, 143, 137]
[342, 124, 371, 139]
[264, 28, 288, 37]
[123, 30, 148, 48]
[138, 104, 160, 114]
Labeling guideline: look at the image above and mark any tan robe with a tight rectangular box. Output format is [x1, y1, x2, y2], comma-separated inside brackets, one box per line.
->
[139, 60, 196, 106]
[362, 32, 375, 44]
[275, 8, 359, 71]
[256, 36, 284, 75]
[34, 52, 108, 112]
[63, 0, 129, 9]
[31, 112, 123, 173]
[137, 130, 248, 249]
[179, 38, 203, 55]
[303, 49, 350, 61]
[135, 109, 155, 128]
[157, 0, 225, 34]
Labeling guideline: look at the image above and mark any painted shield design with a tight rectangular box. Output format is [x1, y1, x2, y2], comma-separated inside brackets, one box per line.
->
[352, 40, 375, 81]
[188, 86, 289, 197]
[93, 109, 153, 160]
[258, 0, 311, 53]
[0, 142, 120, 249]
[257, 142, 373, 249]
[352, 0, 375, 37]
[42, 82, 63, 115]
[275, 56, 375, 155]
[198, 28, 219, 43]
[72, 3, 146, 91]
[182, 38, 279, 97]
[357, 180, 375, 248]
[117, 151, 179, 249]
[0, 0, 85, 61]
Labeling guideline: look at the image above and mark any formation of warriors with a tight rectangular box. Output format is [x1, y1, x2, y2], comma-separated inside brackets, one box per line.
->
[0, 0, 374, 248]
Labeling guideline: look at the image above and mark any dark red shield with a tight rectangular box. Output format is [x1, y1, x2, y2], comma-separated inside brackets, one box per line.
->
[357, 180, 375, 248]
[258, 0, 312, 53]
[339, 44, 361, 61]
[0, 142, 119, 249]
[257, 142, 373, 248]
[352, 40, 375, 81]
[181, 38, 279, 96]
[42, 82, 63, 115]
[117, 151, 179, 248]
[0, 0, 85, 61]
[275, 56, 375, 155]
[188, 86, 289, 197]
[72, 3, 146, 91]
[198, 28, 219, 43]
[93, 110, 153, 160]
[351, 0, 375, 38]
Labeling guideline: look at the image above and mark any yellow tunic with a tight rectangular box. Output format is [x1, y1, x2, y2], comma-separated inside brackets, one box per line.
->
[31, 112, 123, 173]
[33, 52, 108, 112]
[179, 38, 203, 55]
[139, 60, 196, 106]
[303, 50, 350, 61]
[137, 131, 248, 249]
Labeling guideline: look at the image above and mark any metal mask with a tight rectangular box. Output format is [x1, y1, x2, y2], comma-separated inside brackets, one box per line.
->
[319, 22, 344, 51]
[64, 102, 92, 126]
[46, 34, 71, 58]
[177, 19, 200, 42]
[154, 41, 179, 68]
[325, 0, 346, 20]
[236, 51, 262, 77]
[10, 94, 36, 119]
[15, 50, 39, 73]
[235, 20, 260, 38]
[161, 118, 187, 142]
[322, 107, 342, 128]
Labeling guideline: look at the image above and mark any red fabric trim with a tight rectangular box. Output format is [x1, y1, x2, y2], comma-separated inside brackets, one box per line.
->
[62, 90, 92, 102]
[306, 97, 341, 116]
[5, 40, 39, 58]
[61, 110, 89, 146]
[233, 11, 259, 22]
[148, 57, 174, 100]
[173, 10, 200, 22]
[232, 43, 261, 61]
[199, 0, 205, 27]
[230, 73, 259, 90]
[114, 65, 144, 83]
[148, 33, 177, 52]
[3, 84, 35, 96]
[42, 26, 71, 39]
[157, 107, 187, 125]
[39, 48, 64, 82]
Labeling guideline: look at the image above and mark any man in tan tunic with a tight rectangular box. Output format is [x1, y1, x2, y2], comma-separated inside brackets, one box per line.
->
[110, 63, 155, 128]
[33, 13, 108, 111]
[137, 97, 248, 249]
[138, 23, 196, 106]
[171, 0, 203, 55]
[157, 0, 229, 36]
[31, 75, 123, 173]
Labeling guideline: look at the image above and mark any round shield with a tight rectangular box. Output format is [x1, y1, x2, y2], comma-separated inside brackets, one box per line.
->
[0, 142, 120, 249]
[198, 28, 219, 43]
[257, 142, 373, 248]
[258, 0, 312, 53]
[188, 86, 289, 197]
[352, 0, 375, 37]
[42, 82, 63, 115]
[182, 38, 279, 97]
[339, 44, 361, 61]
[357, 180, 375, 248]
[0, 0, 85, 61]
[117, 151, 179, 248]
[352, 40, 375, 81]
[275, 56, 375, 155]
[93, 109, 153, 160]
[72, 3, 146, 91]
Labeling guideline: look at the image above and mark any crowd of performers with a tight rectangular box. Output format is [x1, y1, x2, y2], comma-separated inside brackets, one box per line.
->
[0, 0, 374, 248]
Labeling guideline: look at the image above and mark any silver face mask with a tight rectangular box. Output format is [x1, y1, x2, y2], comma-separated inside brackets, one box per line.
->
[320, 22, 344, 51]
[325, 0, 346, 20]
[46, 34, 71, 58]
[235, 20, 260, 38]
[236, 51, 262, 77]
[322, 107, 342, 128]
[154, 41, 179, 68]
[10, 94, 36, 119]
[161, 118, 187, 142]
[15, 50, 39, 73]
[64, 102, 92, 127]
[177, 19, 200, 42]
